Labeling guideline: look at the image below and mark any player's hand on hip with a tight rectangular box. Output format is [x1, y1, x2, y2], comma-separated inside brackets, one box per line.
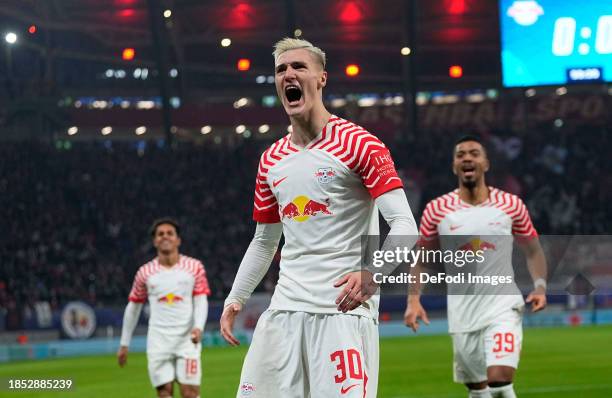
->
[404, 300, 429, 333]
[190, 328, 202, 344]
[117, 346, 128, 367]
[220, 302, 242, 346]
[526, 287, 547, 312]
[334, 270, 378, 313]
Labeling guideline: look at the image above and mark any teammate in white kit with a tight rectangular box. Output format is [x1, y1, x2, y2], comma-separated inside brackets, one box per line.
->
[404, 136, 548, 398]
[220, 38, 418, 398]
[118, 218, 210, 398]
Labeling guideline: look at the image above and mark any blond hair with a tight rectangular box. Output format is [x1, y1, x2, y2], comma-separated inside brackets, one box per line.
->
[273, 37, 326, 68]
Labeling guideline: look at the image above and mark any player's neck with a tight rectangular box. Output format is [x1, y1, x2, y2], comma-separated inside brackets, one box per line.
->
[158, 252, 180, 267]
[458, 183, 489, 205]
[289, 105, 331, 147]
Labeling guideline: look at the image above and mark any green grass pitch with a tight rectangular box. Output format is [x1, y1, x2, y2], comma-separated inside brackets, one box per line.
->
[1, 325, 610, 397]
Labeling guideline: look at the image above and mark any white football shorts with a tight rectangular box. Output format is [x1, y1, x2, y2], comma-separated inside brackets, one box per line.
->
[237, 309, 379, 398]
[147, 330, 202, 387]
[451, 308, 523, 384]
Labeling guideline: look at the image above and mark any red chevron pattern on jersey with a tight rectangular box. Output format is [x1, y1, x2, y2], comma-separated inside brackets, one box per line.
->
[252, 116, 403, 223]
[311, 118, 402, 196]
[253, 134, 300, 223]
[128, 255, 211, 302]
[419, 187, 538, 243]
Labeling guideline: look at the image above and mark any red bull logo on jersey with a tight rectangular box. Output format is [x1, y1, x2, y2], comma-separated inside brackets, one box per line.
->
[280, 195, 332, 222]
[158, 293, 184, 304]
[458, 238, 496, 252]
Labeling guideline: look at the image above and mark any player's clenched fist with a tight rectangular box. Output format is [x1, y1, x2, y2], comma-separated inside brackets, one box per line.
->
[117, 345, 129, 367]
[404, 299, 430, 333]
[220, 302, 242, 346]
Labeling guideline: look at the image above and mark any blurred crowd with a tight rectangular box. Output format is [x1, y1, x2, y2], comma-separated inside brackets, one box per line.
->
[1, 122, 610, 329]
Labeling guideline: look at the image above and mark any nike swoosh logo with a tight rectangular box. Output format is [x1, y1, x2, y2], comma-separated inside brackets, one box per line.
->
[272, 176, 287, 188]
[450, 225, 462, 231]
[340, 384, 359, 394]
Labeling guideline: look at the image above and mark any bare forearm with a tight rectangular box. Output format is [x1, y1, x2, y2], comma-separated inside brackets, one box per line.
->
[527, 248, 547, 284]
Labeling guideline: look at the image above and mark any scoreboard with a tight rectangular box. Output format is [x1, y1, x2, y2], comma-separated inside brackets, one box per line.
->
[500, 0, 612, 87]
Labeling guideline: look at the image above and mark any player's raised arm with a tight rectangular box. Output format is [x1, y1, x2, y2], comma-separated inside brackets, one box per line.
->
[220, 222, 282, 346]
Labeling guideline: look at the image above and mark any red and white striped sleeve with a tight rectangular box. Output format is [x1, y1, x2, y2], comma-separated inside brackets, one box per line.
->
[193, 261, 211, 296]
[128, 266, 148, 303]
[510, 196, 538, 240]
[252, 152, 280, 223]
[417, 201, 440, 249]
[355, 134, 403, 198]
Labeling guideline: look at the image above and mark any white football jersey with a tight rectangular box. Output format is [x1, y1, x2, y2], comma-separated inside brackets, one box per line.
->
[419, 187, 537, 333]
[128, 255, 211, 336]
[253, 116, 403, 319]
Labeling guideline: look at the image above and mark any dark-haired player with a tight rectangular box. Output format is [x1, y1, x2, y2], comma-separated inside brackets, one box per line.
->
[118, 218, 211, 398]
[405, 136, 547, 398]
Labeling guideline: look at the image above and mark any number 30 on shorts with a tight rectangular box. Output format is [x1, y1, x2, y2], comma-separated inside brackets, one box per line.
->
[330, 349, 363, 383]
[492, 332, 515, 353]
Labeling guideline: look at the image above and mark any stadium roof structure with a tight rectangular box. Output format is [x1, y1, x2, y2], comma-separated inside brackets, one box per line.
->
[0, 0, 502, 98]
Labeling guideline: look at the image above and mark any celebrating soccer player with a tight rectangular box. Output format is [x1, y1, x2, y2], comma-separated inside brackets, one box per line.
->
[404, 136, 548, 398]
[117, 218, 210, 398]
[220, 38, 418, 397]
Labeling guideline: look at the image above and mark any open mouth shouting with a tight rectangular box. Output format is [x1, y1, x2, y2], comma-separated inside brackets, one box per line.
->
[284, 84, 303, 106]
[461, 164, 476, 179]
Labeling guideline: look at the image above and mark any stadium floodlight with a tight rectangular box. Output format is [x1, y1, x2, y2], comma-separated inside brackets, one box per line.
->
[67, 126, 78, 135]
[5, 32, 17, 44]
[345, 64, 360, 77]
[237, 58, 251, 71]
[101, 126, 112, 135]
[235, 125, 246, 134]
[135, 126, 147, 135]
[401, 47, 411, 56]
[201, 126, 212, 134]
[221, 38, 231, 47]
[163, 9, 172, 18]
[258, 124, 270, 134]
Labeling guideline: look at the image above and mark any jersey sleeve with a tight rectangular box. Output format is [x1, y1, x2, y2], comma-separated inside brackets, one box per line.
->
[128, 267, 148, 303]
[511, 197, 538, 241]
[193, 261, 211, 296]
[417, 201, 440, 249]
[357, 135, 403, 198]
[252, 153, 280, 223]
